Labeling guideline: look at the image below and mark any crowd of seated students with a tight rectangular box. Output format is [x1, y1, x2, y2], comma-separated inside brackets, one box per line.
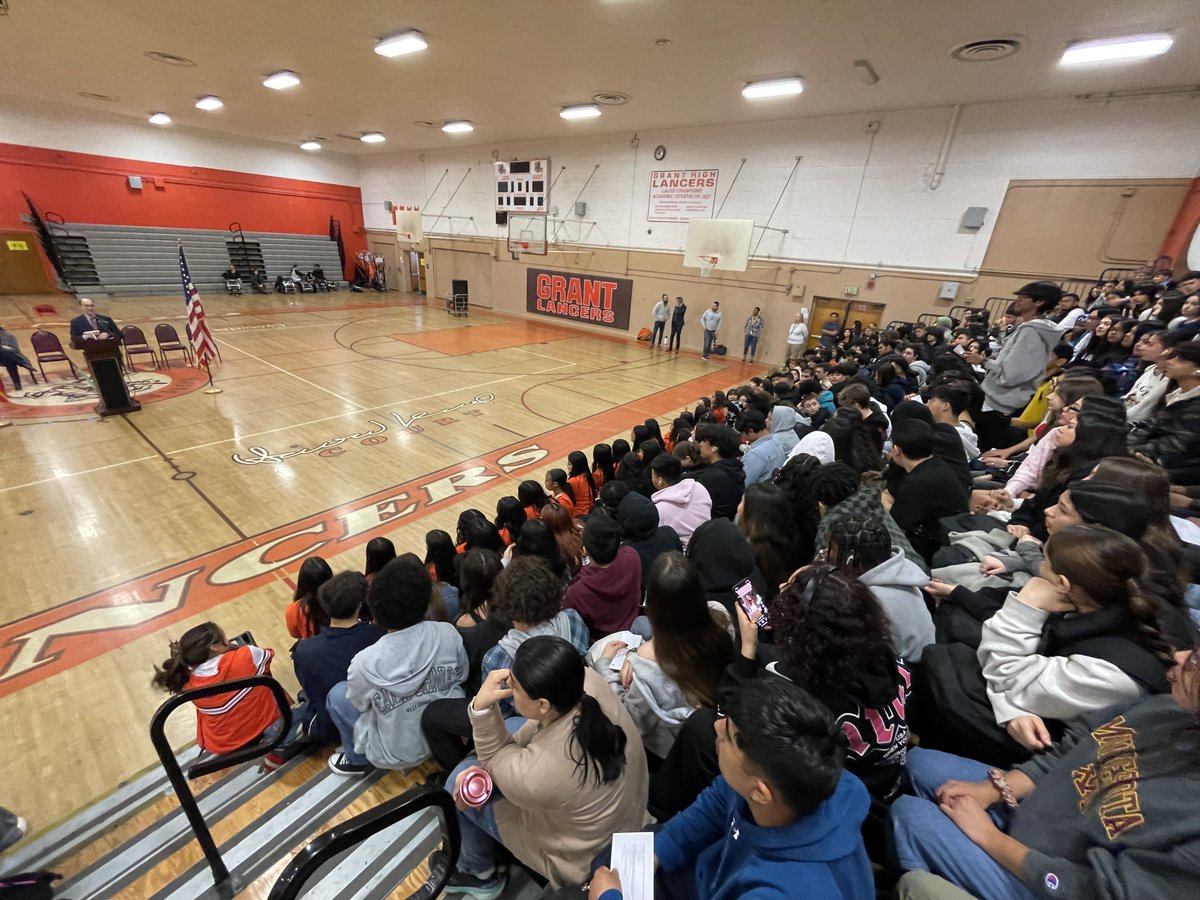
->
[151, 270, 1200, 899]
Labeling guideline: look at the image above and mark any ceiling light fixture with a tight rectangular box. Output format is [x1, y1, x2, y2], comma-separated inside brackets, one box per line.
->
[195, 95, 223, 111]
[852, 60, 880, 86]
[263, 70, 301, 90]
[560, 104, 602, 120]
[148, 112, 173, 126]
[299, 140, 322, 151]
[1060, 33, 1173, 65]
[360, 132, 386, 143]
[441, 120, 474, 134]
[374, 30, 428, 58]
[741, 77, 803, 99]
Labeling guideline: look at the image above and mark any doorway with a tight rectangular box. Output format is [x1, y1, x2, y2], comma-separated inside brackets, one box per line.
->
[807, 296, 847, 349]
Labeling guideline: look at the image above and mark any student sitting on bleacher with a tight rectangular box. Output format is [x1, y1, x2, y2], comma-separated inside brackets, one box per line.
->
[325, 554, 468, 776]
[152, 622, 283, 755]
[589, 677, 874, 900]
[438, 635, 649, 893]
[290, 572, 385, 746]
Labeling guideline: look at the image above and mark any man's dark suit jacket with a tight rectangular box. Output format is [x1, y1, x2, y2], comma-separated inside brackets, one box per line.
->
[69, 313, 121, 344]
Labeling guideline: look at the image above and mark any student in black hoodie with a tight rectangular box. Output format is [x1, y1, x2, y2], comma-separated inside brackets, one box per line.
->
[615, 492, 682, 591]
[893, 646, 1200, 900]
[684, 423, 745, 520]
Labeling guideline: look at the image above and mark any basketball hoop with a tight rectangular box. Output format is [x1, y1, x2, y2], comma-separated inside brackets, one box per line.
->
[698, 255, 719, 278]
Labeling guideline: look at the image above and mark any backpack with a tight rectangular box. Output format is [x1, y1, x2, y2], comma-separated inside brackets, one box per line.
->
[636, 328, 652, 342]
[712, 343, 727, 356]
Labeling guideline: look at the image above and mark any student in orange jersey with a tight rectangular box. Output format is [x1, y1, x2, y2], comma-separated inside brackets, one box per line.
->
[518, 480, 551, 521]
[153, 622, 283, 754]
[566, 451, 597, 515]
[285, 556, 333, 640]
[591, 443, 616, 489]
[545, 468, 578, 518]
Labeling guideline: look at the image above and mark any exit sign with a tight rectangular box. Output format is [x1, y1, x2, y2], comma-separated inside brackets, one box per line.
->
[843, 285, 859, 296]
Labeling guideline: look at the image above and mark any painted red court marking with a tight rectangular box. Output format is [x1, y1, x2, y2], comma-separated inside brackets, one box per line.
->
[0, 364, 739, 698]
[0, 366, 210, 419]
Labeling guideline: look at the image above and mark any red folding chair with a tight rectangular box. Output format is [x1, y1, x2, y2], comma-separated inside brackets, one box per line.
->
[30, 330, 79, 381]
[122, 325, 159, 370]
[155, 323, 194, 368]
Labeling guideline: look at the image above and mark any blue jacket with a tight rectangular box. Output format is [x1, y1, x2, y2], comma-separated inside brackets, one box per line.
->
[646, 772, 874, 900]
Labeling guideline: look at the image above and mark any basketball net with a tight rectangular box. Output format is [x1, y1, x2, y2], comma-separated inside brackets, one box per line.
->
[699, 255, 719, 278]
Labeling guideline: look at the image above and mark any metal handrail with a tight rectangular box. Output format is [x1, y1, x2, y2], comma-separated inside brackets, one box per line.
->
[149, 675, 292, 899]
[267, 784, 459, 900]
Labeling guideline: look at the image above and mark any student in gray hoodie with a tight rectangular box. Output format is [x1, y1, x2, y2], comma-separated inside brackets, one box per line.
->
[826, 516, 934, 662]
[327, 553, 468, 775]
[963, 282, 1065, 452]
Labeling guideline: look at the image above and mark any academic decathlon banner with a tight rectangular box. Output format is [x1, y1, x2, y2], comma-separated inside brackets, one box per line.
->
[526, 268, 633, 330]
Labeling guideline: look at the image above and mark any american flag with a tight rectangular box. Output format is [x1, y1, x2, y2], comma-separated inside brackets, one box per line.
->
[178, 246, 218, 366]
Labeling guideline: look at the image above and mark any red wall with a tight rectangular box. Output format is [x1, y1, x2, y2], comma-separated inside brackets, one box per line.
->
[0, 142, 365, 279]
[1160, 177, 1200, 272]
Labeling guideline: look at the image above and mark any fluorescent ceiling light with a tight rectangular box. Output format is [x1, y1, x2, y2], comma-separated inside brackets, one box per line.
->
[441, 120, 474, 133]
[360, 132, 386, 143]
[1060, 34, 1173, 65]
[263, 70, 301, 90]
[741, 77, 803, 99]
[374, 30, 428, 58]
[560, 104, 602, 120]
[299, 140, 322, 151]
[148, 112, 172, 126]
[194, 95, 223, 111]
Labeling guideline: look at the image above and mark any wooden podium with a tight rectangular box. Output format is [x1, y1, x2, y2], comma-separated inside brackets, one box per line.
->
[72, 337, 141, 417]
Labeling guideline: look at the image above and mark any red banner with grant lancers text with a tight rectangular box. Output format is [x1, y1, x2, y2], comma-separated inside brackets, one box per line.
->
[526, 267, 632, 330]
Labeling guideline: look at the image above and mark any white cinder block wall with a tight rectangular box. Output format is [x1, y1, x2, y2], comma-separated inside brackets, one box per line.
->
[359, 95, 1200, 276]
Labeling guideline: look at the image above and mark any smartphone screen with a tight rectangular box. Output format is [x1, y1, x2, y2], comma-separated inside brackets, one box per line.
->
[733, 577, 768, 628]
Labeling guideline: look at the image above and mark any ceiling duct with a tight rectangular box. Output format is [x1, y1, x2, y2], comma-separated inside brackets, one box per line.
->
[950, 39, 1021, 62]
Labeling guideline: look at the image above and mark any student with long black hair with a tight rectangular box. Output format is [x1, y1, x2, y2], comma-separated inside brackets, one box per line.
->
[285, 556, 333, 640]
[518, 480, 551, 522]
[494, 496, 527, 547]
[591, 443, 616, 489]
[566, 451, 596, 515]
[545, 467, 577, 517]
[424, 530, 460, 621]
[437, 635, 648, 892]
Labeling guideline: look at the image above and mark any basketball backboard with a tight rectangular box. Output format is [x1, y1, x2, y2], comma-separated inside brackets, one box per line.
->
[507, 213, 548, 256]
[683, 219, 753, 271]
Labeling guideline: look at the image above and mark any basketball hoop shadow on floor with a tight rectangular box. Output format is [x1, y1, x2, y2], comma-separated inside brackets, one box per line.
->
[0, 368, 210, 419]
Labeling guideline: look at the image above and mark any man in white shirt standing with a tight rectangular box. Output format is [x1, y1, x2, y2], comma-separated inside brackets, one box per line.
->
[700, 301, 722, 360]
[785, 312, 809, 365]
[649, 293, 670, 349]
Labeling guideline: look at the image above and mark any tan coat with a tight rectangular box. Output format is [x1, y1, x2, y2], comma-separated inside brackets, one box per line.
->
[471, 667, 651, 887]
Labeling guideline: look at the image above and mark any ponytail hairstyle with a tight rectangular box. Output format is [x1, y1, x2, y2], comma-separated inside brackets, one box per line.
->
[546, 468, 574, 503]
[567, 451, 597, 497]
[152, 622, 224, 694]
[294, 556, 334, 634]
[1044, 524, 1173, 666]
[826, 516, 892, 577]
[591, 443, 616, 483]
[494, 496, 528, 543]
[511, 635, 627, 787]
[518, 480, 551, 511]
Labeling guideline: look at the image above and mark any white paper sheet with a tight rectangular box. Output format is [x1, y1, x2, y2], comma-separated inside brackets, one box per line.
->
[609, 831, 654, 900]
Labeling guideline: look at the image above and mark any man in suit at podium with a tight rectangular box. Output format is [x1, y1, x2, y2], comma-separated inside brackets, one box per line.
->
[69, 298, 122, 344]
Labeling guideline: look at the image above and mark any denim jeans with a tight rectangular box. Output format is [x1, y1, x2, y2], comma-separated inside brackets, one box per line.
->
[743, 334, 758, 359]
[651, 320, 666, 347]
[702, 329, 716, 358]
[891, 748, 1035, 900]
[444, 720, 526, 878]
[326, 681, 370, 765]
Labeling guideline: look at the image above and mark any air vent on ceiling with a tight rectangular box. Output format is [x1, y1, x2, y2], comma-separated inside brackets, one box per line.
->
[950, 39, 1021, 62]
[593, 92, 631, 106]
[78, 91, 119, 102]
[144, 50, 197, 67]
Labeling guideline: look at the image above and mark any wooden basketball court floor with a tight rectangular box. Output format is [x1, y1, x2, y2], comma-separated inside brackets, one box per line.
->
[0, 290, 753, 861]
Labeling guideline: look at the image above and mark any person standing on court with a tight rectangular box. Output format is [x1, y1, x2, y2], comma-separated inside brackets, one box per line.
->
[785, 311, 809, 364]
[650, 294, 670, 349]
[668, 296, 687, 352]
[742, 307, 764, 363]
[961, 282, 1063, 453]
[700, 301, 722, 360]
[819, 311, 841, 348]
[69, 297, 121, 344]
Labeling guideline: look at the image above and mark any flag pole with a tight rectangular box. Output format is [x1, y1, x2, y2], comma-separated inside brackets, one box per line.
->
[203, 359, 222, 394]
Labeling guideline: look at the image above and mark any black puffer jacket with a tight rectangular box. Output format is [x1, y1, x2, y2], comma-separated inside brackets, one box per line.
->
[616, 492, 682, 590]
[1128, 392, 1200, 485]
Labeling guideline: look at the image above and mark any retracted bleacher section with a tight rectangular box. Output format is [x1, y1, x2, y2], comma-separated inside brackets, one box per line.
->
[42, 223, 346, 297]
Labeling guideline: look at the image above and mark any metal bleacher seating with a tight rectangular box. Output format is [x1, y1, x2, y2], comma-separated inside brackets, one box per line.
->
[42, 223, 346, 297]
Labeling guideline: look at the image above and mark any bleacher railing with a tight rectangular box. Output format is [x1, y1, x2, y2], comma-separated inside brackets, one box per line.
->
[267, 784, 459, 900]
[149, 675, 292, 899]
